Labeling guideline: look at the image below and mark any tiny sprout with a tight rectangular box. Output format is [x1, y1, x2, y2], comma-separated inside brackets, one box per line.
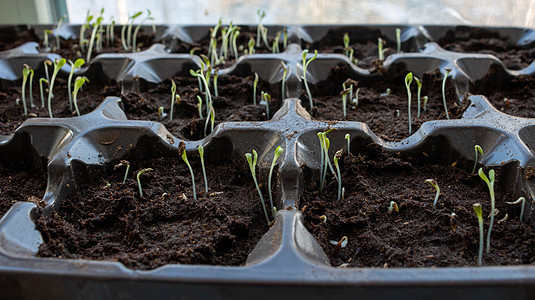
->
[425, 179, 440, 206]
[158, 106, 165, 120]
[473, 203, 484, 266]
[198, 145, 209, 193]
[415, 77, 422, 118]
[213, 68, 219, 97]
[232, 30, 240, 58]
[423, 96, 429, 111]
[256, 9, 266, 46]
[380, 88, 391, 97]
[87, 15, 104, 62]
[497, 214, 508, 224]
[442, 68, 452, 120]
[330, 236, 348, 255]
[48, 58, 66, 118]
[43, 29, 52, 50]
[44, 59, 52, 82]
[343, 33, 350, 57]
[170, 79, 177, 120]
[478, 167, 495, 254]
[506, 197, 526, 221]
[126, 11, 143, 50]
[260, 91, 271, 119]
[317, 133, 325, 191]
[55, 15, 65, 51]
[302, 49, 318, 109]
[136, 168, 153, 198]
[378, 38, 387, 60]
[320, 215, 327, 223]
[388, 201, 399, 213]
[319, 131, 337, 192]
[197, 95, 203, 118]
[268, 146, 284, 218]
[272, 31, 280, 53]
[261, 26, 271, 51]
[72, 76, 86, 116]
[340, 86, 351, 118]
[114, 160, 130, 184]
[39, 78, 48, 108]
[248, 38, 255, 55]
[28, 68, 34, 108]
[21, 65, 31, 116]
[395, 28, 401, 53]
[180, 142, 197, 201]
[352, 88, 360, 107]
[345, 133, 351, 154]
[472, 145, 484, 174]
[334, 149, 343, 201]
[405, 72, 413, 135]
[132, 10, 154, 52]
[283, 28, 288, 49]
[68, 58, 85, 112]
[281, 62, 288, 99]
[253, 72, 259, 105]
[245, 150, 270, 224]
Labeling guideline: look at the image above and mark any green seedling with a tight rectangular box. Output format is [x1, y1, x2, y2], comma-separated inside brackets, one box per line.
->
[213, 68, 219, 97]
[44, 60, 52, 82]
[302, 49, 318, 109]
[478, 167, 495, 254]
[442, 68, 451, 119]
[257, 9, 266, 45]
[473, 203, 484, 266]
[158, 106, 165, 120]
[378, 38, 388, 60]
[180, 143, 197, 201]
[272, 31, 280, 53]
[253, 72, 259, 105]
[343, 33, 350, 57]
[268, 146, 284, 217]
[415, 77, 422, 117]
[114, 160, 130, 184]
[105, 18, 112, 47]
[247, 37, 255, 55]
[340, 84, 350, 118]
[283, 28, 288, 49]
[425, 179, 440, 206]
[208, 19, 222, 60]
[388, 201, 399, 213]
[87, 16, 103, 61]
[506, 197, 526, 221]
[28, 69, 34, 107]
[67, 58, 85, 112]
[207, 104, 215, 135]
[127, 11, 143, 50]
[47, 58, 66, 118]
[261, 26, 271, 51]
[80, 11, 93, 52]
[320, 131, 337, 192]
[190, 65, 212, 119]
[198, 145, 209, 193]
[395, 28, 401, 53]
[320, 215, 327, 223]
[246, 150, 270, 224]
[260, 91, 271, 119]
[136, 168, 152, 198]
[43, 29, 52, 50]
[423, 95, 429, 111]
[72, 76, 86, 116]
[197, 95, 203, 118]
[317, 132, 325, 191]
[232, 30, 240, 58]
[405, 72, 413, 135]
[21, 65, 30, 116]
[345, 134, 351, 154]
[132, 10, 153, 52]
[352, 88, 360, 107]
[281, 62, 288, 99]
[39, 78, 48, 108]
[334, 149, 343, 201]
[54, 15, 65, 51]
[170, 79, 176, 120]
[472, 145, 484, 174]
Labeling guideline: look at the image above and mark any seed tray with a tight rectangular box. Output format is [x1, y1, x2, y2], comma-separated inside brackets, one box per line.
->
[0, 24, 534, 298]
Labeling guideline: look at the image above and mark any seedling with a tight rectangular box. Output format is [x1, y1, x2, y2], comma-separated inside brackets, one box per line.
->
[352, 88, 360, 107]
[208, 19, 222, 60]
[330, 236, 348, 255]
[21, 65, 30, 116]
[28, 69, 35, 107]
[378, 38, 388, 60]
[87, 16, 104, 62]
[67, 58, 85, 112]
[190, 65, 212, 119]
[256, 9, 266, 46]
[170, 79, 177, 120]
[272, 31, 280, 53]
[343, 33, 350, 57]
[136, 168, 153, 198]
[405, 72, 413, 135]
[506, 197, 526, 221]
[127, 11, 143, 50]
[213, 68, 219, 97]
[388, 201, 399, 213]
[423, 96, 429, 111]
[260, 91, 271, 119]
[43, 29, 52, 50]
[319, 215, 327, 223]
[340, 85, 350, 118]
[247, 38, 255, 55]
[198, 145, 209, 193]
[268, 146, 284, 217]
[395, 28, 401, 53]
[320, 132, 337, 192]
[472, 145, 484, 174]
[473, 203, 484, 266]
[39, 78, 48, 108]
[231, 30, 240, 58]
[132, 10, 153, 52]
[47, 58, 66, 118]
[478, 167, 495, 253]
[380, 88, 391, 97]
[209, 104, 215, 134]
[180, 143, 197, 201]
[261, 26, 271, 51]
[80, 12, 93, 52]
[106, 18, 115, 47]
[157, 106, 166, 120]
[282, 28, 288, 49]
[442, 68, 452, 119]
[302, 49, 318, 109]
[54, 15, 65, 51]
[415, 77, 422, 117]
[281, 62, 288, 99]
[72, 76, 86, 116]
[425, 179, 440, 206]
[44, 60, 52, 82]
[245, 150, 270, 224]
[197, 95, 203, 118]
[114, 160, 130, 184]
[253, 72, 259, 105]
[317, 132, 325, 191]
[334, 149, 343, 201]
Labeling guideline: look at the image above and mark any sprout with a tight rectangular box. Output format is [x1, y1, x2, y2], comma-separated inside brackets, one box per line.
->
[302, 49, 318, 109]
[283, 28, 288, 49]
[106, 19, 115, 47]
[136, 168, 153, 198]
[442, 68, 452, 120]
[415, 77, 422, 118]
[29, 68, 36, 107]
[472, 145, 484, 174]
[352, 88, 360, 107]
[132, 10, 154, 52]
[317, 132, 325, 191]
[378, 38, 388, 60]
[87, 15, 103, 62]
[72, 76, 86, 116]
[260, 91, 271, 119]
[422, 96, 429, 111]
[80, 12, 93, 52]
[68, 58, 85, 112]
[272, 31, 281, 53]
[319, 215, 327, 223]
[268, 146, 284, 217]
[334, 149, 343, 201]
[127, 11, 143, 50]
[478, 168, 495, 254]
[405, 72, 413, 135]
[425, 179, 440, 206]
[39, 78, 48, 108]
[47, 57, 66, 118]
[190, 64, 212, 120]
[198, 145, 209, 193]
[157, 106, 166, 120]
[261, 26, 271, 51]
[209, 104, 215, 134]
[473, 203, 484, 266]
[340, 85, 351, 118]
[281, 62, 288, 99]
[245, 150, 270, 224]
[343, 33, 350, 57]
[54, 15, 65, 51]
[330, 236, 348, 255]
[43, 29, 52, 50]
[44, 59, 52, 82]
[180, 142, 197, 201]
[21, 65, 30, 116]
[345, 134, 350, 154]
[231, 30, 240, 59]
[256, 9, 266, 46]
[197, 95, 203, 118]
[506, 197, 526, 221]
[114, 160, 130, 184]
[388, 201, 399, 213]
[319, 131, 337, 192]
[169, 79, 177, 120]
[253, 72, 259, 105]
[395, 28, 401, 53]
[213, 68, 219, 97]
[247, 37, 255, 55]
[208, 19, 222, 60]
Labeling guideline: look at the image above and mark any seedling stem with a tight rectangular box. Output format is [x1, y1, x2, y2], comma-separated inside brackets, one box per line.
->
[472, 145, 484, 174]
[473, 203, 484, 266]
[478, 168, 495, 254]
[268, 146, 284, 217]
[136, 168, 153, 198]
[442, 68, 451, 119]
[246, 150, 270, 224]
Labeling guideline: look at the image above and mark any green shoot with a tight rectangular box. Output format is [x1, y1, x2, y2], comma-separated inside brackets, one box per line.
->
[261, 27, 271, 51]
[272, 31, 280, 53]
[39, 78, 48, 108]
[317, 132, 325, 191]
[80, 11, 93, 52]
[136, 168, 153, 198]
[68, 58, 85, 112]
[158, 106, 165, 120]
[190, 65, 212, 119]
[405, 72, 413, 135]
[302, 49, 318, 109]
[21, 65, 30, 116]
[415, 77, 422, 117]
[87, 16, 103, 62]
[231, 30, 240, 59]
[170, 79, 176, 120]
[72, 76, 86, 116]
[44, 60, 52, 82]
[472, 145, 484, 174]
[340, 85, 350, 118]
[425, 179, 440, 206]
[283, 28, 288, 49]
[180, 142, 197, 201]
[55, 15, 65, 51]
[198, 145, 209, 193]
[268, 146, 284, 217]
[208, 19, 222, 61]
[247, 37, 255, 55]
[343, 33, 350, 57]
[213, 68, 219, 97]
[246, 150, 270, 224]
[378, 38, 387, 60]
[352, 88, 360, 107]
[334, 149, 343, 201]
[127, 11, 143, 50]
[29, 69, 34, 107]
[473, 203, 484, 266]
[197, 95, 203, 118]
[506, 197, 526, 221]
[395, 28, 401, 53]
[210, 104, 215, 133]
[47, 58, 66, 118]
[256, 9, 266, 46]
[260, 91, 271, 119]
[442, 68, 451, 119]
[132, 10, 153, 52]
[478, 168, 495, 254]
[281, 62, 288, 99]
[253, 72, 259, 105]
[345, 133, 350, 154]
[423, 96, 429, 111]
[388, 201, 399, 213]
[114, 160, 130, 184]
[109, 20, 115, 47]
[43, 29, 52, 50]
[320, 132, 337, 192]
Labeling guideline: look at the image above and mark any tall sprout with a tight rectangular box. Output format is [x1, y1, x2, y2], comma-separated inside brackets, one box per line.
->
[302, 49, 318, 109]
[268, 146, 284, 218]
[67, 59, 85, 112]
[245, 150, 270, 224]
[442, 68, 452, 119]
[478, 168, 495, 254]
[21, 65, 30, 116]
[198, 145, 209, 193]
[47, 58, 66, 118]
[132, 10, 153, 52]
[404, 72, 413, 135]
[473, 203, 484, 266]
[180, 143, 197, 201]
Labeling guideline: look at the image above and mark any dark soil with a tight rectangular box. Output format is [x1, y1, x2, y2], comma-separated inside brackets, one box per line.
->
[0, 160, 47, 217]
[36, 155, 271, 270]
[305, 65, 467, 142]
[302, 145, 534, 267]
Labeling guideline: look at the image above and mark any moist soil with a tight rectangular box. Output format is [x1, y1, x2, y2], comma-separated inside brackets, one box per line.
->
[36, 155, 270, 270]
[304, 65, 467, 142]
[302, 145, 535, 267]
[0, 160, 47, 217]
